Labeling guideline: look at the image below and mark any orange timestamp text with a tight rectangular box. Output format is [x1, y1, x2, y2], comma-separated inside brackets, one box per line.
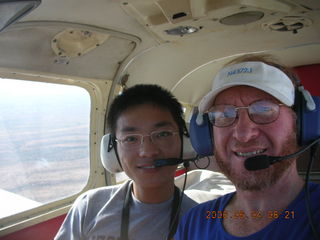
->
[206, 210, 295, 220]
[206, 210, 246, 219]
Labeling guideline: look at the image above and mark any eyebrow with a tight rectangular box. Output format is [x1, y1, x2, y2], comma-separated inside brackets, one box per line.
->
[154, 121, 174, 128]
[120, 126, 137, 133]
[119, 121, 175, 133]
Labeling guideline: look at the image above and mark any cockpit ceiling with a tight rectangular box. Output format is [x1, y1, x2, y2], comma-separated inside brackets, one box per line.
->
[0, 0, 318, 105]
[0, 22, 137, 80]
[123, 42, 320, 107]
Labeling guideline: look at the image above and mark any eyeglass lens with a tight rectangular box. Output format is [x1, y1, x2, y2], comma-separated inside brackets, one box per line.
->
[208, 100, 281, 127]
[118, 130, 177, 149]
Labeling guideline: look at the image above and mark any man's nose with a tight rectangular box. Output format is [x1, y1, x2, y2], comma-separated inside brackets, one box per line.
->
[139, 136, 160, 157]
[232, 109, 259, 142]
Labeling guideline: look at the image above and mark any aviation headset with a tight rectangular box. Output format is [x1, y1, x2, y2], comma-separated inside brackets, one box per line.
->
[189, 67, 320, 157]
[101, 128, 197, 173]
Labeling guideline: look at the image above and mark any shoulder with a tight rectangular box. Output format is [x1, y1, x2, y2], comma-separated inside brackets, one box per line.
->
[309, 182, 320, 209]
[82, 181, 126, 197]
[301, 182, 320, 205]
[64, 181, 131, 225]
[310, 182, 320, 192]
[73, 180, 130, 209]
[54, 181, 131, 239]
[175, 193, 234, 240]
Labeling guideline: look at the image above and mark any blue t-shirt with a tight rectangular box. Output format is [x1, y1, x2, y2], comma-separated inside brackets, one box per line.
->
[175, 183, 320, 240]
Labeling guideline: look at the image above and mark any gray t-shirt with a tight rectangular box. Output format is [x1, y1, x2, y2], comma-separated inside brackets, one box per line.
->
[54, 180, 199, 240]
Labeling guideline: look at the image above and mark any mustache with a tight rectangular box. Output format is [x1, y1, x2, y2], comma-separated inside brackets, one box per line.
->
[233, 140, 265, 149]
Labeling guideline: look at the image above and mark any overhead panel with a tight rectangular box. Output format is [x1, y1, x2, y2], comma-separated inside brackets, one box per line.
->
[120, 0, 318, 42]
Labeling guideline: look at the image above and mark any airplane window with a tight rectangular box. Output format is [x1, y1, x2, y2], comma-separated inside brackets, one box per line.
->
[0, 78, 90, 218]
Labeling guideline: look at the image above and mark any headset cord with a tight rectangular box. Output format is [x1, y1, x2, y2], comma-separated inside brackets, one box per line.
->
[120, 181, 181, 240]
[167, 162, 189, 240]
[304, 143, 320, 240]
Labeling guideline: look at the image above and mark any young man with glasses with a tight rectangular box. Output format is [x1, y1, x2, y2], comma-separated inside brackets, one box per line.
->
[55, 84, 212, 240]
[175, 55, 320, 239]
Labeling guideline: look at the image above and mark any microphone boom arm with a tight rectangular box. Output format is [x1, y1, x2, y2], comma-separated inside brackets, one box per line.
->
[153, 157, 198, 168]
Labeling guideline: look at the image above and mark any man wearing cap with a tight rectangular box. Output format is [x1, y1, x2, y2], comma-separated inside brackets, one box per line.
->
[175, 55, 320, 239]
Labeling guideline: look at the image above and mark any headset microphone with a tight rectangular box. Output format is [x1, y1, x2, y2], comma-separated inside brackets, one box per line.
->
[154, 158, 183, 167]
[153, 157, 197, 168]
[245, 154, 294, 171]
[245, 138, 320, 171]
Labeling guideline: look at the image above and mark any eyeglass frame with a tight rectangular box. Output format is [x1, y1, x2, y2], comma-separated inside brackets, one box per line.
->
[207, 99, 284, 127]
[115, 129, 180, 149]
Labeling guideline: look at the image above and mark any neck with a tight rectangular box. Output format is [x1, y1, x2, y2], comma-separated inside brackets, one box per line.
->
[232, 166, 304, 212]
[132, 182, 175, 204]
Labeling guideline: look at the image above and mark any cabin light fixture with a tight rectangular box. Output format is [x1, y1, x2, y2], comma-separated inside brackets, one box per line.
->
[165, 26, 198, 36]
[0, 0, 41, 32]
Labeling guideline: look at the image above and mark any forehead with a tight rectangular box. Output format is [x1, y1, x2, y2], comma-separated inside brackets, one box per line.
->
[116, 103, 178, 133]
[214, 86, 278, 105]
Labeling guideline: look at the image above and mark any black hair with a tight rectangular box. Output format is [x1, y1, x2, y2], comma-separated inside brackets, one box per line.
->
[107, 84, 187, 137]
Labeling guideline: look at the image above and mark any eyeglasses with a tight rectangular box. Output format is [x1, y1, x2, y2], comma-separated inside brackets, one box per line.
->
[207, 100, 284, 127]
[115, 129, 179, 149]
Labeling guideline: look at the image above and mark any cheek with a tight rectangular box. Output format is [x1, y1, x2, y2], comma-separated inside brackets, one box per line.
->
[175, 141, 182, 155]
[213, 127, 230, 146]
[117, 147, 135, 168]
[265, 116, 296, 141]
[213, 127, 231, 157]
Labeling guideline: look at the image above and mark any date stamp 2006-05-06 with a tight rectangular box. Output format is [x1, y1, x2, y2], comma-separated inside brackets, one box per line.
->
[205, 210, 295, 220]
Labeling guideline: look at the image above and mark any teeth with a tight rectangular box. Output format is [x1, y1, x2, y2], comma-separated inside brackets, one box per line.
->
[236, 149, 265, 157]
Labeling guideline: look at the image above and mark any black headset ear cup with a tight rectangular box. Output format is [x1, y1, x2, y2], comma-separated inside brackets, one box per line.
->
[101, 134, 123, 173]
[295, 88, 320, 145]
[189, 110, 213, 157]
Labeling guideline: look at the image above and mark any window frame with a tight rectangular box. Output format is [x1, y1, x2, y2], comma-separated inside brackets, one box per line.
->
[0, 69, 113, 235]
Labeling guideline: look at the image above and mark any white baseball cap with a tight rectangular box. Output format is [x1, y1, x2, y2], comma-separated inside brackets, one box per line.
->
[198, 61, 295, 113]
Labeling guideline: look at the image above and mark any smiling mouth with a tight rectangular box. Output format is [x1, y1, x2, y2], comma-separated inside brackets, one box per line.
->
[235, 149, 266, 157]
